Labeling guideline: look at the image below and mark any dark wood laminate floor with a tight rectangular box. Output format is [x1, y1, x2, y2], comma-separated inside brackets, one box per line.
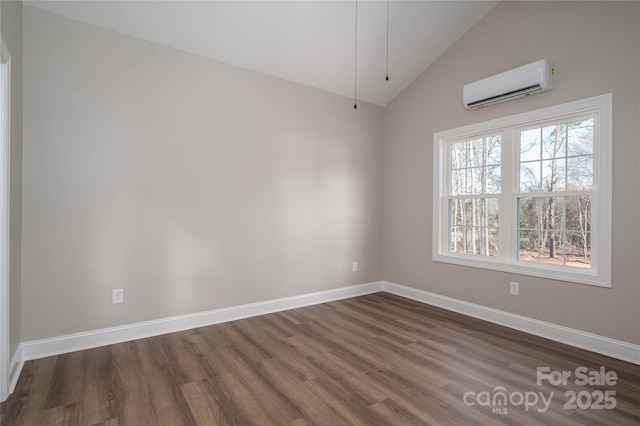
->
[2, 292, 640, 425]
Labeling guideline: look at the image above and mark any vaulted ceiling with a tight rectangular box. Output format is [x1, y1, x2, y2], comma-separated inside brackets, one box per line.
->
[27, 1, 498, 107]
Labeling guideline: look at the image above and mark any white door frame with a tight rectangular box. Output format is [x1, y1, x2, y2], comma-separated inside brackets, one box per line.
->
[0, 34, 11, 403]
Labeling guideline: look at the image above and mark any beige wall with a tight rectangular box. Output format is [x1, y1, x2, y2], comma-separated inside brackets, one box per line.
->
[1, 0, 23, 358]
[383, 1, 640, 344]
[21, 6, 383, 341]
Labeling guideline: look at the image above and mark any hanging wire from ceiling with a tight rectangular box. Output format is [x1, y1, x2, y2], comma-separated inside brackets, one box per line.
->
[386, 0, 390, 81]
[354, 0, 358, 109]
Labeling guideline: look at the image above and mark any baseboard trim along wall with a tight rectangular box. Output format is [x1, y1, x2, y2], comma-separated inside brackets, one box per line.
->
[13, 280, 639, 391]
[20, 281, 385, 361]
[8, 345, 23, 395]
[382, 281, 640, 365]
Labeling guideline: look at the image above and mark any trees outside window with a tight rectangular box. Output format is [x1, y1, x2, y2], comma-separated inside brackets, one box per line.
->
[449, 135, 501, 257]
[517, 118, 594, 268]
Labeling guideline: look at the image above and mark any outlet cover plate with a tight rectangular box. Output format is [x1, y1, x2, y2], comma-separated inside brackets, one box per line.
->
[112, 289, 124, 304]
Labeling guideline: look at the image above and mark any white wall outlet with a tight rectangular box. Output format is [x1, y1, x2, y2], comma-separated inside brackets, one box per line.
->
[509, 281, 519, 296]
[352, 262, 358, 272]
[112, 288, 124, 304]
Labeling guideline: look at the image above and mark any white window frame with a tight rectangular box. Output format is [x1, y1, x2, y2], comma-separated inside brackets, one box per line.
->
[433, 94, 612, 287]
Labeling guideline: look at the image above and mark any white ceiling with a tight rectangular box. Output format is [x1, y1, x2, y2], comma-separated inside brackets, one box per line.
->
[27, 1, 498, 107]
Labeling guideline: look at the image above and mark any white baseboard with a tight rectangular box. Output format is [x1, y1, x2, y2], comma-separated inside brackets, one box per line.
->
[20, 281, 384, 362]
[10, 279, 638, 397]
[9, 344, 23, 395]
[382, 281, 640, 365]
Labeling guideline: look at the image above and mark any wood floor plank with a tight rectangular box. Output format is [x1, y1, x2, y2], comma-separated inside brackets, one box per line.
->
[180, 380, 226, 425]
[370, 397, 441, 426]
[160, 331, 207, 385]
[303, 378, 388, 426]
[145, 369, 197, 425]
[312, 350, 390, 403]
[185, 331, 231, 379]
[248, 336, 324, 382]
[43, 350, 86, 409]
[259, 357, 352, 425]
[3, 292, 640, 425]
[215, 346, 304, 423]
[0, 356, 56, 425]
[38, 405, 68, 426]
[75, 378, 109, 425]
[118, 391, 157, 426]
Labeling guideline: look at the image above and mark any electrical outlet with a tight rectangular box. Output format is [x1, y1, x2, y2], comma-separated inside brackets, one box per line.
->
[509, 281, 519, 296]
[112, 289, 124, 304]
[352, 262, 358, 272]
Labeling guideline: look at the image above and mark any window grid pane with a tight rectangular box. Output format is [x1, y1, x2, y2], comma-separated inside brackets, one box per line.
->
[517, 196, 591, 268]
[449, 135, 501, 196]
[519, 118, 594, 193]
[448, 198, 499, 257]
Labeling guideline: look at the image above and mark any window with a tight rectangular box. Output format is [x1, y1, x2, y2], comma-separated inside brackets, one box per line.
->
[433, 94, 611, 287]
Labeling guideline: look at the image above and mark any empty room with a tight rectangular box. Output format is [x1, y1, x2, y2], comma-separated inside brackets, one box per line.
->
[1, 0, 639, 424]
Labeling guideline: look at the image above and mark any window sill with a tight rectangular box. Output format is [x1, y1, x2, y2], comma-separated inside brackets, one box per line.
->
[432, 252, 610, 288]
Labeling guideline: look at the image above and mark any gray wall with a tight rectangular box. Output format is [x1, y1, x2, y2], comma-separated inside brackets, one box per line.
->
[1, 0, 23, 359]
[383, 1, 640, 344]
[21, 6, 383, 341]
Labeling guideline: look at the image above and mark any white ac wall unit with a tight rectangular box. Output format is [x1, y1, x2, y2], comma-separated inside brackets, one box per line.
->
[463, 59, 554, 110]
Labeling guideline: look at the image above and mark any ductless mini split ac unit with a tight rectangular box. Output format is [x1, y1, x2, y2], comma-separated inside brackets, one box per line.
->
[463, 59, 554, 110]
